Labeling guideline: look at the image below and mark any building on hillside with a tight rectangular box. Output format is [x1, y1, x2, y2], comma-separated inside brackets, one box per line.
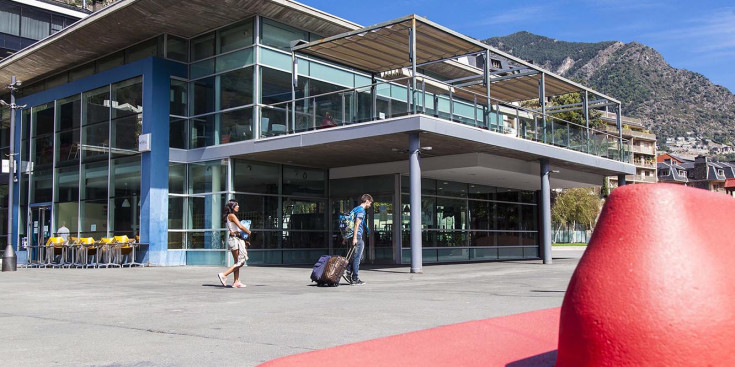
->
[657, 154, 735, 194]
[0, 0, 88, 60]
[602, 111, 657, 188]
[0, 0, 634, 267]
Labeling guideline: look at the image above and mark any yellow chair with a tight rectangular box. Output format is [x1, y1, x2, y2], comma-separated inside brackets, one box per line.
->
[77, 237, 98, 268]
[115, 235, 142, 267]
[97, 237, 121, 268]
[45, 237, 67, 268]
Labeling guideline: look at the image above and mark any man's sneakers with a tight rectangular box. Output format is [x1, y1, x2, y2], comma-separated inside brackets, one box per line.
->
[351, 278, 365, 285]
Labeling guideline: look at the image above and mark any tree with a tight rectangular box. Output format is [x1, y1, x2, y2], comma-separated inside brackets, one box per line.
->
[552, 187, 602, 235]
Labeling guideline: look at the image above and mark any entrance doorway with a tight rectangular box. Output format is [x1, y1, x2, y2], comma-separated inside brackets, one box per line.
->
[28, 204, 51, 266]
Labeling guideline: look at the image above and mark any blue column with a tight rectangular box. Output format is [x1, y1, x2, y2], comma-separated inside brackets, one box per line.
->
[540, 159, 552, 264]
[409, 132, 422, 273]
[140, 58, 185, 265]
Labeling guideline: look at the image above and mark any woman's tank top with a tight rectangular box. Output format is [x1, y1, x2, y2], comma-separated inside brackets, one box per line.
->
[227, 218, 239, 233]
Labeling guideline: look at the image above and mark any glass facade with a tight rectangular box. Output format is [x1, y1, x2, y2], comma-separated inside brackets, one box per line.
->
[400, 178, 538, 262]
[168, 158, 330, 265]
[17, 77, 143, 244]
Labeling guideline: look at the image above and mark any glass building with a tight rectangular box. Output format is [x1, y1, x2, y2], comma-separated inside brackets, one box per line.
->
[0, 0, 634, 267]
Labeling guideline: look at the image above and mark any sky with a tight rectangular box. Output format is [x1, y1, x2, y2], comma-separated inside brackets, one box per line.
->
[301, 0, 735, 94]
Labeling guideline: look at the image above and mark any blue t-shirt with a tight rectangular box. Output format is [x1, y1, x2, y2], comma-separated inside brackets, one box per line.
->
[353, 206, 367, 239]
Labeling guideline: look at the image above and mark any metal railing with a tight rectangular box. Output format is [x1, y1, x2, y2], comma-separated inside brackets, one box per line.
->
[260, 76, 630, 163]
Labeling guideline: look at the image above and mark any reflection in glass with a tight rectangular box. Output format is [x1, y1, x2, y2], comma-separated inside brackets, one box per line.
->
[170, 79, 187, 117]
[169, 117, 187, 149]
[168, 163, 186, 194]
[189, 161, 227, 194]
[190, 76, 215, 116]
[231, 193, 279, 229]
[220, 108, 253, 143]
[111, 77, 142, 152]
[282, 166, 326, 196]
[219, 67, 253, 110]
[219, 19, 254, 53]
[232, 160, 279, 195]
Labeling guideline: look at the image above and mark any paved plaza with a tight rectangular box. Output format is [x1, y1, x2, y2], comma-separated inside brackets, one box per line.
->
[0, 248, 584, 367]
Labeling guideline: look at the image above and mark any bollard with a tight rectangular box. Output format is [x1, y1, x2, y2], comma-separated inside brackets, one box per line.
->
[2, 243, 17, 272]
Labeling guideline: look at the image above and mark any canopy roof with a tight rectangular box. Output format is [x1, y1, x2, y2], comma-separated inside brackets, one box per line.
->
[294, 15, 620, 104]
[0, 0, 360, 87]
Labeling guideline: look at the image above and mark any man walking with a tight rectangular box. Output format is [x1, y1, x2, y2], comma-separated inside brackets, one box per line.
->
[347, 194, 372, 285]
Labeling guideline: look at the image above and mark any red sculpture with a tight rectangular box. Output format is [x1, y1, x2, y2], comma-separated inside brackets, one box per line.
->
[260, 184, 735, 367]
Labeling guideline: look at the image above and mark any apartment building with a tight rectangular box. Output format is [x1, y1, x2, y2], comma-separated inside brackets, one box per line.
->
[602, 111, 657, 188]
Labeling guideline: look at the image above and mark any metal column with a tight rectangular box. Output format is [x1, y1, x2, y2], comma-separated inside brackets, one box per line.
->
[291, 51, 297, 132]
[539, 73, 547, 143]
[617, 103, 624, 160]
[540, 159, 552, 264]
[410, 17, 417, 114]
[409, 132, 422, 273]
[253, 16, 261, 139]
[485, 49, 491, 129]
[584, 91, 590, 153]
[618, 174, 627, 187]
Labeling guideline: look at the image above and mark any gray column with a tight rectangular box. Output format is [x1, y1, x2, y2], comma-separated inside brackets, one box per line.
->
[540, 159, 552, 264]
[409, 132, 422, 273]
[617, 174, 627, 187]
[392, 174, 402, 264]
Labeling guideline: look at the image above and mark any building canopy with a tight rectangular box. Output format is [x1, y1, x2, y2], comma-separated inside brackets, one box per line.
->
[294, 15, 620, 104]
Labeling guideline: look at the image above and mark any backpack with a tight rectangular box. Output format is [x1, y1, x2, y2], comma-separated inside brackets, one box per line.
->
[338, 206, 369, 241]
[338, 208, 358, 241]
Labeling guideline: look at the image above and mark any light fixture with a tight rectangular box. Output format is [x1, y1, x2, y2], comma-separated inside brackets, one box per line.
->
[122, 199, 131, 208]
[403, 204, 410, 213]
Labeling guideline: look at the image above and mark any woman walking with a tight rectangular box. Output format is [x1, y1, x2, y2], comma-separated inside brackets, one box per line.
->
[218, 200, 252, 288]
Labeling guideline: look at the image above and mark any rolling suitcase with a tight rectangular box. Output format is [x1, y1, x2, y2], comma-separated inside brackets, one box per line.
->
[310, 255, 331, 285]
[321, 255, 349, 287]
[310, 245, 356, 287]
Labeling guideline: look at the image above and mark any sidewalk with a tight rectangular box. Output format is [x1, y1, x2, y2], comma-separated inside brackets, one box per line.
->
[0, 248, 584, 367]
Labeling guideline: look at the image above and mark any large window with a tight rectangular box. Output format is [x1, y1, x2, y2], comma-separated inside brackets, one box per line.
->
[401, 178, 537, 251]
[167, 159, 330, 258]
[19, 78, 143, 241]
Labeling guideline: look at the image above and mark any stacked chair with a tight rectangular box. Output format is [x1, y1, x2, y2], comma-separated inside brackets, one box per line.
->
[32, 235, 146, 269]
[114, 235, 143, 267]
[44, 237, 68, 268]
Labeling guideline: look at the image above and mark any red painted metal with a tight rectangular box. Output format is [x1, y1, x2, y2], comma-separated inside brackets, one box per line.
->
[556, 183, 735, 367]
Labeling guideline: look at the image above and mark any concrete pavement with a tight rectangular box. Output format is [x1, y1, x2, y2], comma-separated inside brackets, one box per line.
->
[0, 247, 584, 367]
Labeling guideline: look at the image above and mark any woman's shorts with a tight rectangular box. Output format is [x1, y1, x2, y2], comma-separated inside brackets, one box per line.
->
[227, 237, 248, 263]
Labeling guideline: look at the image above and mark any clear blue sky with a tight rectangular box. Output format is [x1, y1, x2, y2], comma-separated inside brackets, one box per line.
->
[302, 0, 735, 93]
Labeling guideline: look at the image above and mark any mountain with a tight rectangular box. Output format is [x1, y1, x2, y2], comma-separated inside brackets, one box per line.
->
[485, 32, 735, 147]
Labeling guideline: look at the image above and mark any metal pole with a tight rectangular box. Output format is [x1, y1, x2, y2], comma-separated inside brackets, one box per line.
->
[540, 159, 552, 265]
[617, 103, 623, 160]
[3, 76, 20, 271]
[539, 73, 546, 143]
[291, 51, 297, 132]
[409, 132, 422, 273]
[584, 91, 590, 153]
[410, 17, 417, 114]
[485, 49, 491, 130]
